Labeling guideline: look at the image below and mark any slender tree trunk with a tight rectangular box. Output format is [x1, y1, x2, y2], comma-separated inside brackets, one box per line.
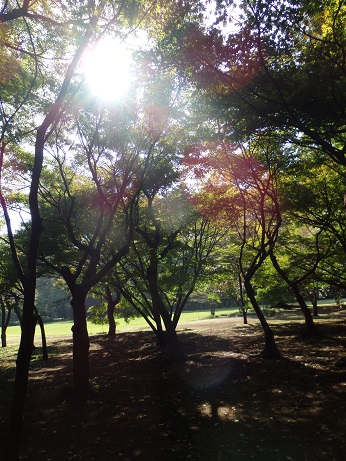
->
[107, 306, 116, 339]
[34, 307, 48, 360]
[3, 293, 36, 461]
[2, 26, 95, 460]
[312, 302, 318, 317]
[3, 119, 45, 459]
[71, 288, 90, 400]
[238, 275, 248, 325]
[242, 308, 248, 325]
[14, 304, 22, 327]
[1, 331, 6, 348]
[105, 286, 120, 341]
[1, 301, 6, 347]
[1, 300, 10, 347]
[309, 288, 319, 317]
[244, 278, 281, 358]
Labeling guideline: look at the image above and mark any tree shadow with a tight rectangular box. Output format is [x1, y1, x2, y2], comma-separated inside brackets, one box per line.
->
[151, 328, 346, 460]
[5, 322, 346, 461]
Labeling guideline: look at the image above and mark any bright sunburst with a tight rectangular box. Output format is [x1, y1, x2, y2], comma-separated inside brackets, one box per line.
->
[83, 37, 132, 101]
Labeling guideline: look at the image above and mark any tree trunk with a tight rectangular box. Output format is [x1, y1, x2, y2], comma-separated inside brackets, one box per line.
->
[1, 300, 6, 347]
[1, 330, 6, 348]
[309, 288, 319, 317]
[156, 328, 167, 348]
[105, 286, 120, 341]
[71, 289, 90, 400]
[1, 301, 7, 347]
[164, 321, 184, 362]
[244, 278, 281, 359]
[1, 301, 13, 347]
[34, 307, 48, 360]
[147, 261, 182, 361]
[242, 308, 248, 325]
[269, 251, 318, 336]
[238, 275, 248, 325]
[107, 309, 116, 340]
[3, 296, 36, 461]
[312, 302, 318, 317]
[291, 286, 319, 337]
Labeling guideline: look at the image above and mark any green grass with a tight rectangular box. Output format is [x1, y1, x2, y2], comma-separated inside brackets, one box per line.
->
[5, 308, 239, 343]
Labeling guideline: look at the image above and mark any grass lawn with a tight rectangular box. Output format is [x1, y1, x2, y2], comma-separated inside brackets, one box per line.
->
[5, 308, 240, 343]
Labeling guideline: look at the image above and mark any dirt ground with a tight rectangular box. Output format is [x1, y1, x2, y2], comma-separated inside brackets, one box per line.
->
[1, 308, 346, 461]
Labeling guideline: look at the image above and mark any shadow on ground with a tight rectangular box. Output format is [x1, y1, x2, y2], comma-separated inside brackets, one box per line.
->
[1, 314, 346, 461]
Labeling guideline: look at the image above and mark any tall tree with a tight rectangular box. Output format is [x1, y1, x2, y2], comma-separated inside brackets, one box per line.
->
[184, 140, 282, 357]
[0, 2, 159, 459]
[36, 100, 159, 394]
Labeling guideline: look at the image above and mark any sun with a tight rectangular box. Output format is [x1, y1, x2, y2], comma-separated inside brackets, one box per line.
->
[83, 37, 132, 101]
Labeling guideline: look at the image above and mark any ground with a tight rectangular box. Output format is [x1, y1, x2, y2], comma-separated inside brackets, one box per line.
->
[1, 307, 346, 461]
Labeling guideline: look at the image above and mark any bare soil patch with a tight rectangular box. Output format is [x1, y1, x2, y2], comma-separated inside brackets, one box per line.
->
[1, 308, 346, 461]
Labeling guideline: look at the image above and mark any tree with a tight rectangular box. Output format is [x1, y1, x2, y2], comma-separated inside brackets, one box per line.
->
[184, 140, 282, 357]
[35, 277, 71, 321]
[269, 223, 324, 336]
[36, 105, 152, 395]
[277, 149, 346, 295]
[114, 183, 219, 360]
[1, 2, 156, 459]
[167, 0, 346, 166]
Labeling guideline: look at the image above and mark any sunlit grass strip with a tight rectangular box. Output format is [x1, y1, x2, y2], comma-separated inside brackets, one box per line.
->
[5, 308, 239, 341]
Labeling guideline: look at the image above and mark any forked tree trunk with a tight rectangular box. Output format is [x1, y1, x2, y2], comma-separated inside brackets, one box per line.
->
[244, 278, 281, 359]
[269, 252, 318, 336]
[71, 289, 90, 400]
[147, 263, 182, 362]
[241, 308, 248, 325]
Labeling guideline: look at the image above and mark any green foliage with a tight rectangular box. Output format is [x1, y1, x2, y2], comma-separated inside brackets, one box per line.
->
[35, 277, 71, 321]
[87, 302, 108, 326]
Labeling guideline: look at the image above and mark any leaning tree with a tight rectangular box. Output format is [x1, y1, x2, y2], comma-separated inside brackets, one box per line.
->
[184, 139, 282, 358]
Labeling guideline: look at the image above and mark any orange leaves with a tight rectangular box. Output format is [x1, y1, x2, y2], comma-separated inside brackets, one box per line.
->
[182, 141, 270, 224]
